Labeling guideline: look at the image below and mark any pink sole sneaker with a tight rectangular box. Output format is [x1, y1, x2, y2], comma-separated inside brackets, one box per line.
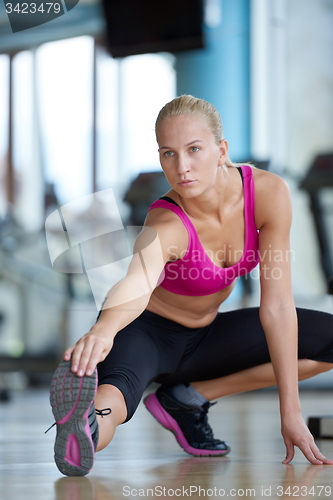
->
[144, 392, 230, 457]
[50, 360, 97, 476]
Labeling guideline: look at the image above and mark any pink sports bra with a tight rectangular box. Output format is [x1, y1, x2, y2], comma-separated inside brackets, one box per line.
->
[148, 165, 260, 296]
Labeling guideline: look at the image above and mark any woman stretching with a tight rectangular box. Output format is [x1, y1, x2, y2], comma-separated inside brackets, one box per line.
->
[49, 95, 333, 476]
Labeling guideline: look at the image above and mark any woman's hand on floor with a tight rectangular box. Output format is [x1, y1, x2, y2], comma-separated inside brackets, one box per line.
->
[63, 326, 114, 377]
[281, 413, 333, 465]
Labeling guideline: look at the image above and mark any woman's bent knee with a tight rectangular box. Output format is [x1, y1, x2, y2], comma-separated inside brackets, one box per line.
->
[94, 384, 128, 452]
[96, 384, 128, 424]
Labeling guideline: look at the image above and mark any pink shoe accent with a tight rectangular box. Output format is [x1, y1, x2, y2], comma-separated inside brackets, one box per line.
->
[61, 370, 66, 404]
[84, 408, 94, 449]
[57, 377, 84, 425]
[70, 371, 73, 399]
[144, 393, 229, 457]
[65, 433, 81, 467]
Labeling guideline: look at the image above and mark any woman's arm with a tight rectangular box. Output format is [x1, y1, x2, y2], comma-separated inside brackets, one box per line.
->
[64, 217, 186, 377]
[257, 172, 333, 465]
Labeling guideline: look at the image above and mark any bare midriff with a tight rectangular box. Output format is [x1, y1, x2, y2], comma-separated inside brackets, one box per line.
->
[146, 280, 237, 328]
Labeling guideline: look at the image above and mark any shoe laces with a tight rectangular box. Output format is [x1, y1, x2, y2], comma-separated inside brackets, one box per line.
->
[44, 407, 111, 434]
[196, 402, 216, 440]
[44, 422, 57, 434]
[95, 408, 112, 417]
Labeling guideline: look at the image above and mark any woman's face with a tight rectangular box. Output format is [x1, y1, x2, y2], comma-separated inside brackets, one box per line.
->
[156, 114, 228, 197]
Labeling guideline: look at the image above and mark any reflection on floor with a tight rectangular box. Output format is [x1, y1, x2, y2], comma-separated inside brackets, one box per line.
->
[1, 387, 333, 500]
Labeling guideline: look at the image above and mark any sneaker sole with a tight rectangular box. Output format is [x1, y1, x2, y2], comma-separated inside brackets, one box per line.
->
[144, 393, 230, 457]
[50, 360, 97, 476]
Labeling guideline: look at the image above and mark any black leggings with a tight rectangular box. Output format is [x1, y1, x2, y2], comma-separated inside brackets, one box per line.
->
[97, 308, 333, 422]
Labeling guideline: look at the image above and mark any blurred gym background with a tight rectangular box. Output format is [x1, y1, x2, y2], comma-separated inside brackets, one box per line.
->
[0, 0, 332, 398]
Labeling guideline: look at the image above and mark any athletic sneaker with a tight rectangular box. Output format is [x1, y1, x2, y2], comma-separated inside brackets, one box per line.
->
[49, 360, 111, 476]
[144, 386, 230, 457]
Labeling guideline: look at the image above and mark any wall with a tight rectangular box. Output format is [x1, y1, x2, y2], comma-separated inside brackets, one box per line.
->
[286, 0, 333, 296]
[175, 0, 251, 162]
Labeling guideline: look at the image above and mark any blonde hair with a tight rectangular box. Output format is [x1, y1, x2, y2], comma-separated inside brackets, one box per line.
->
[155, 95, 252, 169]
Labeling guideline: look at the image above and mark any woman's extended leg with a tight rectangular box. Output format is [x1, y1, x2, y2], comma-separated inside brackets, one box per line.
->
[50, 310, 200, 476]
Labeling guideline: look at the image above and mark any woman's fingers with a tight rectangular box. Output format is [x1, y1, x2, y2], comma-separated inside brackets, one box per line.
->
[282, 440, 294, 464]
[85, 340, 110, 376]
[62, 333, 112, 377]
[70, 340, 86, 373]
[75, 338, 99, 376]
[301, 444, 323, 465]
[309, 444, 333, 465]
[303, 435, 333, 465]
[283, 437, 333, 465]
[63, 345, 75, 361]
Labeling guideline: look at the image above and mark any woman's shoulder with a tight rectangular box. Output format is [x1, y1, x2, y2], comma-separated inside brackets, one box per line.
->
[145, 190, 182, 223]
[144, 194, 188, 238]
[251, 168, 292, 229]
[252, 167, 290, 197]
[143, 196, 188, 260]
